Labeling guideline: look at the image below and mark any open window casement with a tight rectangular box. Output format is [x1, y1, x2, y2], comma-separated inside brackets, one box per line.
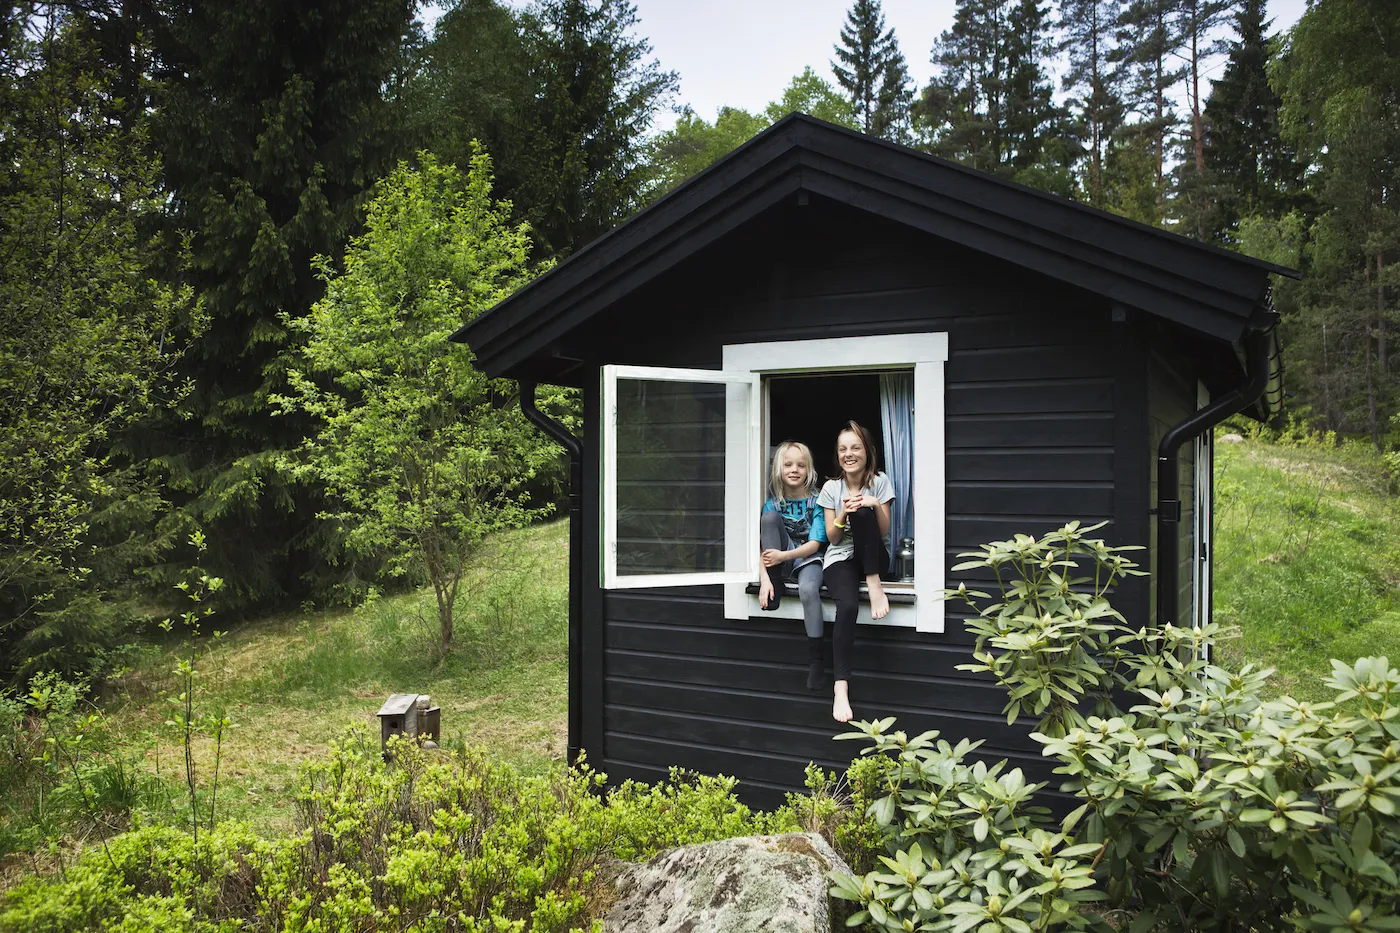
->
[601, 365, 761, 588]
[601, 333, 946, 634]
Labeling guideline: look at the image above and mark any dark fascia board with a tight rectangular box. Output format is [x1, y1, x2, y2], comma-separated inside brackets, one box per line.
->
[455, 114, 1299, 376]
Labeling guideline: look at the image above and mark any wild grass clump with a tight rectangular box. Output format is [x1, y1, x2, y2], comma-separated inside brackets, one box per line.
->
[0, 728, 783, 932]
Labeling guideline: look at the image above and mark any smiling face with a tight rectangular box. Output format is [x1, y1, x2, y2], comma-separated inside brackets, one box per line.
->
[779, 446, 810, 493]
[836, 430, 867, 480]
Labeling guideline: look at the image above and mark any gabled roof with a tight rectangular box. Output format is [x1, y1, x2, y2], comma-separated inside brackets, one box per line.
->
[453, 113, 1296, 379]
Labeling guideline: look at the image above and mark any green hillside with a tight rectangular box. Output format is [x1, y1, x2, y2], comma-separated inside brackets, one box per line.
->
[1212, 433, 1400, 701]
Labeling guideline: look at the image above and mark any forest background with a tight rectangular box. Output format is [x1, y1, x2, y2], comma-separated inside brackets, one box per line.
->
[2, 0, 1396, 683]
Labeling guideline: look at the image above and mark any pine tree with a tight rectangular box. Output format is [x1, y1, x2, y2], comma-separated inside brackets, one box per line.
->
[144, 0, 418, 605]
[1113, 0, 1186, 219]
[922, 0, 1073, 189]
[1059, 0, 1125, 206]
[1203, 0, 1306, 239]
[1002, 0, 1073, 186]
[924, 0, 1012, 171]
[832, 0, 913, 141]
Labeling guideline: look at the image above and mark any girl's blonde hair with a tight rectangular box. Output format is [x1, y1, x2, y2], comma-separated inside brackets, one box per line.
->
[769, 440, 817, 503]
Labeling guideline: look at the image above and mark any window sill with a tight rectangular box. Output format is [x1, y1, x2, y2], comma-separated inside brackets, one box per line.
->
[743, 581, 918, 605]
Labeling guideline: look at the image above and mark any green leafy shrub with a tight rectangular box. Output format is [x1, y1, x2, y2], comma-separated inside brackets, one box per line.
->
[0, 673, 168, 863]
[0, 728, 775, 932]
[827, 722, 1103, 933]
[827, 522, 1400, 933]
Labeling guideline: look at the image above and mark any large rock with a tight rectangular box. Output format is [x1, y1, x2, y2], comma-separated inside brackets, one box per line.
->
[603, 833, 850, 933]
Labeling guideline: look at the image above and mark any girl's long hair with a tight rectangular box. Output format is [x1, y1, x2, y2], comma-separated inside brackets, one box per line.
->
[769, 440, 817, 503]
[833, 420, 880, 490]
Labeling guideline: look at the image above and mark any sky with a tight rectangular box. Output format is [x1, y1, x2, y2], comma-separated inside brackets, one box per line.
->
[423, 0, 1312, 132]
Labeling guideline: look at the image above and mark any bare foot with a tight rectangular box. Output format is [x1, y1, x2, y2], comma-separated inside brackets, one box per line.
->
[833, 680, 853, 722]
[866, 575, 890, 620]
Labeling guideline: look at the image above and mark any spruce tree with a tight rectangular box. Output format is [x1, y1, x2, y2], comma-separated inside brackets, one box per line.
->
[832, 0, 913, 141]
[1203, 0, 1306, 238]
[146, 0, 418, 605]
[422, 0, 676, 257]
[514, 0, 678, 255]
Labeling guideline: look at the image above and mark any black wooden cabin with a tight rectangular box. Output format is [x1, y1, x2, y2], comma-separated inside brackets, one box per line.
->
[452, 115, 1293, 808]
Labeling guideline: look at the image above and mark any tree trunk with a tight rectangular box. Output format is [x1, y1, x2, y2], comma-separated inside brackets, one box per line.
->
[1367, 324, 1380, 451]
[1191, 18, 1207, 241]
[1090, 3, 1103, 205]
[1379, 252, 1388, 374]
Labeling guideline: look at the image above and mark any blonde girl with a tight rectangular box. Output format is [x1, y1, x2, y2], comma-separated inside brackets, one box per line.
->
[817, 420, 894, 722]
[757, 441, 828, 690]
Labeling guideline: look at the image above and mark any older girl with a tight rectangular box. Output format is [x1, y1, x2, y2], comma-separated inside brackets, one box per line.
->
[817, 420, 894, 722]
[758, 441, 829, 690]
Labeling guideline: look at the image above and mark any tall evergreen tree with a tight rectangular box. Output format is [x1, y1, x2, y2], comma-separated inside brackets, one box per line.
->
[1170, 0, 1233, 239]
[832, 0, 913, 141]
[922, 0, 1073, 190]
[1203, 0, 1306, 239]
[145, 0, 418, 605]
[514, 0, 677, 255]
[1113, 0, 1186, 220]
[422, 0, 675, 257]
[1, 3, 194, 676]
[1274, 0, 1400, 443]
[1059, 0, 1125, 206]
[1002, 0, 1075, 190]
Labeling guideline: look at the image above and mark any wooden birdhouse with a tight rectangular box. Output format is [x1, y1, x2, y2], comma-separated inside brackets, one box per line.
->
[377, 693, 419, 754]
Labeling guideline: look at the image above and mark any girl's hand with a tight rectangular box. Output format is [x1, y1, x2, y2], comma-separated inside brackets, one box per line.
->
[758, 577, 774, 609]
[843, 493, 874, 513]
[760, 548, 788, 568]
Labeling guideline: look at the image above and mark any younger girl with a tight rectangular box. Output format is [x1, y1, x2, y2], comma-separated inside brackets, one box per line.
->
[758, 441, 828, 690]
[818, 421, 894, 723]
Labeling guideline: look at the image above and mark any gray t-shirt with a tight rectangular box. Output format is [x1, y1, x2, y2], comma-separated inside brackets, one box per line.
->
[816, 474, 895, 569]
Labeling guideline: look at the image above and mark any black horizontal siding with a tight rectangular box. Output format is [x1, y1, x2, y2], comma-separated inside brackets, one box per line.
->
[575, 199, 1148, 807]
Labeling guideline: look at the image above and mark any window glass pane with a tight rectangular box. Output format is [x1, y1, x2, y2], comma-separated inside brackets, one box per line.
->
[615, 378, 745, 576]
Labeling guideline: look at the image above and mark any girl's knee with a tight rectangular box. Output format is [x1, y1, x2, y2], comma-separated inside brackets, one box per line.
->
[760, 510, 783, 532]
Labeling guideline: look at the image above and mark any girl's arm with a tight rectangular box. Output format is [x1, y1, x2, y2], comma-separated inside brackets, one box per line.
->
[761, 538, 820, 566]
[824, 505, 845, 544]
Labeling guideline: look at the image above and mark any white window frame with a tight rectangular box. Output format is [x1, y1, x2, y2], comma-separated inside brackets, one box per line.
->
[722, 333, 948, 633]
[601, 364, 761, 589]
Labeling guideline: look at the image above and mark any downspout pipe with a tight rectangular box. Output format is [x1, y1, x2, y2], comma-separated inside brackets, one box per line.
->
[1155, 317, 1278, 627]
[519, 381, 583, 766]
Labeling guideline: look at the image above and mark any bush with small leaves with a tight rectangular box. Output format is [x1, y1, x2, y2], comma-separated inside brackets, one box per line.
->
[0, 728, 776, 932]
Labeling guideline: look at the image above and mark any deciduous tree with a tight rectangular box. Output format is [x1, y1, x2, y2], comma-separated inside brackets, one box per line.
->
[274, 152, 560, 655]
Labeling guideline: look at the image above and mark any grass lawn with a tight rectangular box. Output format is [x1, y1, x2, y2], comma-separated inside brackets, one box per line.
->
[1212, 435, 1400, 702]
[104, 519, 570, 835]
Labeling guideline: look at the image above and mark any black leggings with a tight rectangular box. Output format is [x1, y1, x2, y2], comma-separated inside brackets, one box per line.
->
[822, 507, 888, 682]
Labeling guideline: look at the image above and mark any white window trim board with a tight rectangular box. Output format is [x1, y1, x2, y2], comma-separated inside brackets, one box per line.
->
[722, 333, 948, 633]
[601, 364, 761, 589]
